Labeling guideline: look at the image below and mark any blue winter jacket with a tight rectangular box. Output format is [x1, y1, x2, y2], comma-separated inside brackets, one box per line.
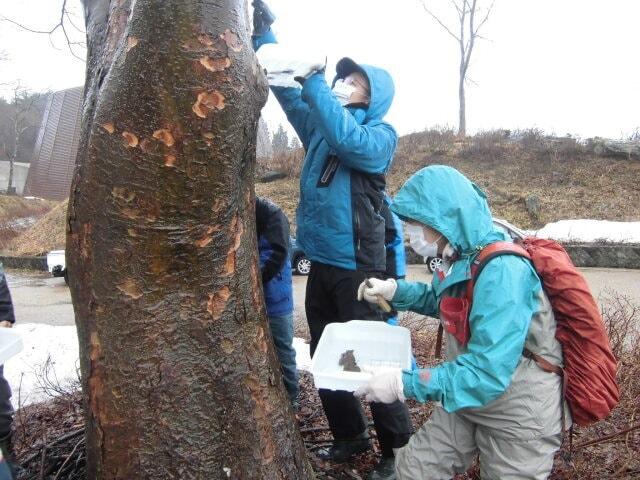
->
[256, 198, 293, 317]
[390, 166, 544, 411]
[254, 32, 397, 272]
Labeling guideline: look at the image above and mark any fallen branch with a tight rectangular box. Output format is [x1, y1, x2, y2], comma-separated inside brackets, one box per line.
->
[573, 422, 640, 450]
[21, 428, 84, 466]
[52, 436, 85, 480]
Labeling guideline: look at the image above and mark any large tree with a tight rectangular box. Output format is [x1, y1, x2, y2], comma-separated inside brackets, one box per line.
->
[67, 0, 314, 478]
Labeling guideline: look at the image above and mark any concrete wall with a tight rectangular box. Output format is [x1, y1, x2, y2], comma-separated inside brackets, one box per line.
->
[0, 161, 30, 195]
[405, 243, 640, 270]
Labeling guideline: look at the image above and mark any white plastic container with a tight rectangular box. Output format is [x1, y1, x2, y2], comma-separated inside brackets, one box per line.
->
[0, 328, 23, 364]
[310, 320, 412, 392]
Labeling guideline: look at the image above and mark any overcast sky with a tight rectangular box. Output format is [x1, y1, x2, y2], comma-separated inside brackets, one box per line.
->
[1, 0, 639, 139]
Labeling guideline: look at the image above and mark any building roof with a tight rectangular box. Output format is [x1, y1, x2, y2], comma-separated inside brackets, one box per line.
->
[24, 87, 82, 200]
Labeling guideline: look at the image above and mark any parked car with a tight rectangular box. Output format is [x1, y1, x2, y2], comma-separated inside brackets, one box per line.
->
[290, 237, 311, 275]
[47, 249, 68, 284]
[424, 218, 526, 273]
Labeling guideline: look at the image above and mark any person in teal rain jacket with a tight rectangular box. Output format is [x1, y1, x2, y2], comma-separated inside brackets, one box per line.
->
[357, 166, 567, 479]
[252, 2, 412, 478]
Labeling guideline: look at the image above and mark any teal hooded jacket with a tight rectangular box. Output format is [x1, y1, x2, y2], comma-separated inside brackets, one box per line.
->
[390, 166, 544, 412]
[254, 31, 397, 271]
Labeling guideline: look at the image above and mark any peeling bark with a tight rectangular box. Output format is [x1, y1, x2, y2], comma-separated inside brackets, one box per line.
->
[68, 1, 314, 478]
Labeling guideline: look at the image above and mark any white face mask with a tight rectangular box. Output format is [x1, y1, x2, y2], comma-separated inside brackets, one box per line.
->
[406, 224, 441, 258]
[332, 79, 357, 106]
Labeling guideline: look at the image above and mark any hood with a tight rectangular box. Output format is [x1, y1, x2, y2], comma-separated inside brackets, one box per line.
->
[390, 165, 504, 255]
[333, 57, 394, 122]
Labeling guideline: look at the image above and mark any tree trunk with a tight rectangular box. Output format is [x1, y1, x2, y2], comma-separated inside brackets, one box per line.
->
[457, 68, 466, 137]
[7, 117, 19, 194]
[67, 1, 314, 478]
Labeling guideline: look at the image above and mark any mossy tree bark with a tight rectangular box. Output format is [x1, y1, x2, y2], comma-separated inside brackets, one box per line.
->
[67, 1, 314, 478]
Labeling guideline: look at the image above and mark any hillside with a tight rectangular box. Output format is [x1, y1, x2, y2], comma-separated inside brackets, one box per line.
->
[8, 199, 68, 255]
[0, 195, 58, 251]
[259, 129, 640, 230]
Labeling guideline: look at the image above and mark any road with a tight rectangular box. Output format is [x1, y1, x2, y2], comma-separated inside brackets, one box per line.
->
[6, 266, 640, 330]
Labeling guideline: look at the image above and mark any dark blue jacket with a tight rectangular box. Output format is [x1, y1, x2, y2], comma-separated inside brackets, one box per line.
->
[0, 266, 15, 324]
[256, 198, 293, 317]
[382, 194, 406, 280]
[254, 31, 397, 272]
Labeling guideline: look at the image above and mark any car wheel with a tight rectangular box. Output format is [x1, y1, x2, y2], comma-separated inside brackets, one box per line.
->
[295, 256, 311, 275]
[427, 256, 443, 273]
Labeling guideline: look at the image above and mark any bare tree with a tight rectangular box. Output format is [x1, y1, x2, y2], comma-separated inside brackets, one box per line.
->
[1, 84, 41, 194]
[0, 0, 86, 61]
[67, 0, 314, 477]
[420, 0, 495, 136]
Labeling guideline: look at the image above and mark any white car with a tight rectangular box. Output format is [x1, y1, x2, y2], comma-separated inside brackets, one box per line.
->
[47, 250, 67, 284]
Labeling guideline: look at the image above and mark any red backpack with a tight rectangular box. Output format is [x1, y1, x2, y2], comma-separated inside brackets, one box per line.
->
[437, 237, 619, 427]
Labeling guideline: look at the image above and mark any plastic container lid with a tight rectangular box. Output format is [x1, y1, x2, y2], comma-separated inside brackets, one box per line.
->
[0, 328, 23, 365]
[310, 320, 412, 392]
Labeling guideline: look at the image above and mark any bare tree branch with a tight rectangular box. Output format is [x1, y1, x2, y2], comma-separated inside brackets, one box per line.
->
[420, 0, 461, 42]
[0, 0, 86, 61]
[474, 0, 495, 35]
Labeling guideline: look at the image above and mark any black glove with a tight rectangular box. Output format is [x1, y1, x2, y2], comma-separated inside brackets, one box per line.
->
[253, 0, 276, 36]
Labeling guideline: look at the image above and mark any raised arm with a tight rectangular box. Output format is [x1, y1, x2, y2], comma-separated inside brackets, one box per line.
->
[301, 74, 396, 174]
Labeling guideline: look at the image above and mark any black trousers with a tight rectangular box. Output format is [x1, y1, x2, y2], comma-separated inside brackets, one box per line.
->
[306, 262, 413, 457]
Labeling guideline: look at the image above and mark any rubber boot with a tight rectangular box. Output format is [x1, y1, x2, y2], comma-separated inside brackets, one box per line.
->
[368, 456, 396, 480]
[316, 430, 371, 463]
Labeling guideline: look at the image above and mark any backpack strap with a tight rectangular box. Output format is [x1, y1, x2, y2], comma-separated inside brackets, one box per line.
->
[434, 242, 530, 359]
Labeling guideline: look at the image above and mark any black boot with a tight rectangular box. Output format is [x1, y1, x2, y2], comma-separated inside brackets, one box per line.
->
[316, 431, 371, 463]
[368, 456, 396, 480]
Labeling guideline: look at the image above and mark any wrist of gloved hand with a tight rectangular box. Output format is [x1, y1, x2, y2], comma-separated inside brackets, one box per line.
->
[354, 370, 405, 404]
[357, 278, 397, 303]
[294, 65, 325, 86]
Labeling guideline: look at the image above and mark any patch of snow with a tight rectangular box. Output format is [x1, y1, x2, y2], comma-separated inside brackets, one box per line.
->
[536, 220, 640, 244]
[4, 324, 79, 408]
[2, 326, 314, 409]
[293, 337, 311, 372]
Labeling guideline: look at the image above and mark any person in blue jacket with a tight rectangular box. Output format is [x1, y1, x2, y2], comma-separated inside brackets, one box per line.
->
[252, 2, 412, 477]
[256, 197, 299, 406]
[357, 166, 567, 479]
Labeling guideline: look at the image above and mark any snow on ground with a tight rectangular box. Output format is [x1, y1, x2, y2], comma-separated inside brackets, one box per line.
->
[2, 323, 312, 409]
[536, 220, 640, 243]
[293, 337, 312, 371]
[4, 324, 80, 408]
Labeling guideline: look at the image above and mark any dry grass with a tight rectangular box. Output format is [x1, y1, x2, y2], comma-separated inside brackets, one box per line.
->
[8, 199, 68, 256]
[389, 130, 640, 229]
[0, 195, 56, 222]
[0, 195, 57, 251]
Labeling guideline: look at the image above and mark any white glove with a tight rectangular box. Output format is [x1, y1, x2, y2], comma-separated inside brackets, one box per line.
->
[357, 278, 397, 303]
[354, 370, 405, 404]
